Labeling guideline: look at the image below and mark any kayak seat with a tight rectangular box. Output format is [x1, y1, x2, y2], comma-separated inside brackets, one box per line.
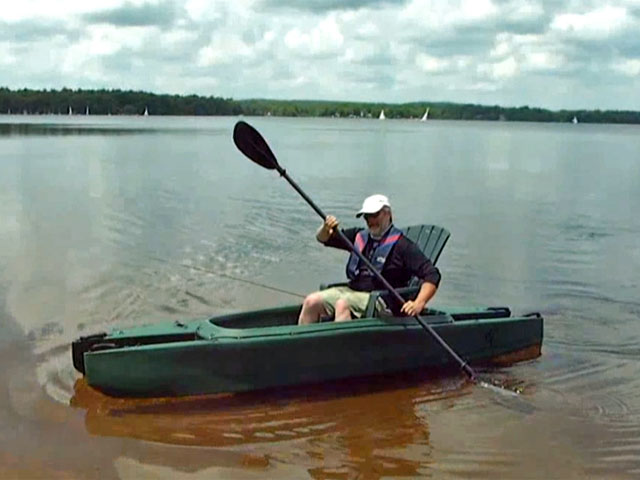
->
[319, 224, 450, 318]
[366, 286, 422, 318]
[403, 223, 450, 268]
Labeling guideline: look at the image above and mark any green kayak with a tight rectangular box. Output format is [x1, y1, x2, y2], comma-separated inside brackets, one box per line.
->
[72, 305, 543, 397]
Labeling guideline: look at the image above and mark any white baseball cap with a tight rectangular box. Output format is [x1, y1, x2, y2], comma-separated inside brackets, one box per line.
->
[356, 194, 391, 217]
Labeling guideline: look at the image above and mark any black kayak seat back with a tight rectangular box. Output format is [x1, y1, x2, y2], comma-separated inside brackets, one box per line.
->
[403, 224, 450, 281]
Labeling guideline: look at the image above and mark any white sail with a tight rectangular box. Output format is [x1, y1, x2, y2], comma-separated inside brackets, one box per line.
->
[572, 116, 578, 124]
[85, 106, 90, 115]
[379, 109, 385, 120]
[143, 106, 149, 116]
[68, 106, 73, 115]
[420, 107, 429, 122]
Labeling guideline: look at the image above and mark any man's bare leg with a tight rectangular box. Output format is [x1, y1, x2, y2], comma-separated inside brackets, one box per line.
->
[298, 292, 329, 324]
[334, 298, 352, 322]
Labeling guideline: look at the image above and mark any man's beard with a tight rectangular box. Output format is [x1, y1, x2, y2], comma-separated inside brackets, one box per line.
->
[369, 221, 391, 239]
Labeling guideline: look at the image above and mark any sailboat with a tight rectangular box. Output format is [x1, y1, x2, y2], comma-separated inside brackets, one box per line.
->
[379, 109, 386, 120]
[143, 106, 149, 116]
[420, 108, 430, 122]
[68, 106, 73, 115]
[572, 116, 578, 124]
[85, 106, 90, 115]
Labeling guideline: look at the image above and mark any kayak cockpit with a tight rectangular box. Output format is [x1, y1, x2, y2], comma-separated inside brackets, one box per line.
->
[207, 304, 301, 329]
[205, 305, 513, 330]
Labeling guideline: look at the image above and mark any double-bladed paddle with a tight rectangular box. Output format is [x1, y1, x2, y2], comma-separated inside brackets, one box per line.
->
[233, 120, 518, 397]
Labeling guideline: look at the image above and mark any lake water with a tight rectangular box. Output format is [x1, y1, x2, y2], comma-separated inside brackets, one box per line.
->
[0, 115, 639, 479]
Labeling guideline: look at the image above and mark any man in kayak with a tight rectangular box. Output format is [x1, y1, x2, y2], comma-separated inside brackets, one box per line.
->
[298, 194, 441, 324]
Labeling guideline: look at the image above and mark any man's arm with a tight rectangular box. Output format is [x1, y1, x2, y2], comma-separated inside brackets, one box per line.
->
[316, 215, 339, 243]
[319, 221, 360, 251]
[401, 281, 437, 316]
[400, 239, 441, 316]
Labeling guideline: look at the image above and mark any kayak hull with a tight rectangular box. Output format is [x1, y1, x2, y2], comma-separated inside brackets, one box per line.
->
[72, 305, 543, 397]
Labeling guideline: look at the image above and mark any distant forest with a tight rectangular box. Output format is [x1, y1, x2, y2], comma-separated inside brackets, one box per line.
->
[1, 87, 639, 124]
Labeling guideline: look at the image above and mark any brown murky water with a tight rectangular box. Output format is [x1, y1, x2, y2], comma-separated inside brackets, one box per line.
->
[1, 116, 639, 478]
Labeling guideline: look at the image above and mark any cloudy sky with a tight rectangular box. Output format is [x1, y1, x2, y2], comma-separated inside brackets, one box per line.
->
[1, 0, 639, 110]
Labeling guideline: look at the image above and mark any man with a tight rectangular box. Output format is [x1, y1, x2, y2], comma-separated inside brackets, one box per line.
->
[298, 194, 441, 324]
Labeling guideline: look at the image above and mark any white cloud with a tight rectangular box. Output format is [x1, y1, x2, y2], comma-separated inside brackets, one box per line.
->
[491, 36, 513, 58]
[86, 24, 141, 55]
[523, 51, 564, 71]
[61, 24, 152, 76]
[490, 33, 566, 72]
[612, 58, 640, 76]
[184, 0, 256, 23]
[551, 6, 632, 39]
[402, 0, 498, 29]
[459, 0, 499, 23]
[354, 21, 379, 39]
[478, 56, 518, 80]
[197, 34, 254, 66]
[0, 43, 17, 66]
[341, 43, 380, 64]
[415, 53, 471, 73]
[284, 16, 344, 57]
[493, 56, 518, 78]
[1, 0, 146, 22]
[415, 53, 450, 73]
[184, 0, 215, 21]
[161, 29, 200, 50]
[502, 0, 544, 22]
[464, 81, 501, 91]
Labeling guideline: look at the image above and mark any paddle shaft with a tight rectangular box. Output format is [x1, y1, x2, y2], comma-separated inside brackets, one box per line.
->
[274, 165, 477, 382]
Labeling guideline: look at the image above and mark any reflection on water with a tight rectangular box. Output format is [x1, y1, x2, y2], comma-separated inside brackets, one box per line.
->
[0, 116, 230, 137]
[70, 372, 464, 478]
[1, 116, 640, 478]
[0, 122, 154, 136]
[72, 371, 458, 446]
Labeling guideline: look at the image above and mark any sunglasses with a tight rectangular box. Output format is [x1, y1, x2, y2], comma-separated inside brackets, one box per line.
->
[364, 210, 384, 220]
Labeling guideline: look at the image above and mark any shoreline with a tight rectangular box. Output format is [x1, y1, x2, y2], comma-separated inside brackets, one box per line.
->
[2, 87, 639, 125]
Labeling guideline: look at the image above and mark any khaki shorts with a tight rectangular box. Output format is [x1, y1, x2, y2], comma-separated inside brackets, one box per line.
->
[318, 286, 386, 319]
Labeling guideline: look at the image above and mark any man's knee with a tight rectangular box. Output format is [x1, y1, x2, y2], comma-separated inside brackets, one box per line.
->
[303, 292, 324, 309]
[335, 298, 350, 312]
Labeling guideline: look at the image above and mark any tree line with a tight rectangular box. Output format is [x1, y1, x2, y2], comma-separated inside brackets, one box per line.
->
[1, 87, 639, 124]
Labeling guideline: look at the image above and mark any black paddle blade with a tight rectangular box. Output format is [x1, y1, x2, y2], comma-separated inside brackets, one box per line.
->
[233, 121, 279, 170]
